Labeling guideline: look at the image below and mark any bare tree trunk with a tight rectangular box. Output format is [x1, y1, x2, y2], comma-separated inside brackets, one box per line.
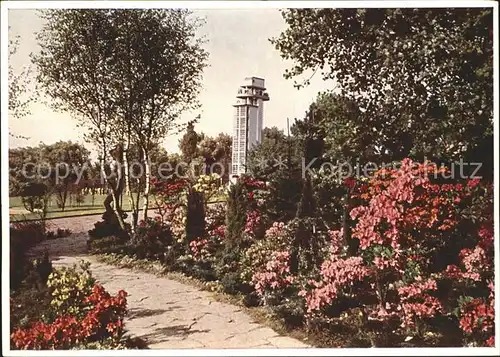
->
[123, 132, 138, 234]
[134, 178, 141, 227]
[142, 147, 151, 220]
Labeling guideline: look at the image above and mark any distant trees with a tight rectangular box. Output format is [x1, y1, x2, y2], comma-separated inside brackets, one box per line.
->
[178, 121, 233, 182]
[198, 133, 232, 181]
[247, 126, 302, 222]
[9, 141, 91, 215]
[38, 141, 91, 211]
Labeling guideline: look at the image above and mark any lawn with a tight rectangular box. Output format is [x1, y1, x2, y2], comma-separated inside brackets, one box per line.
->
[9, 194, 153, 221]
[9, 192, 227, 221]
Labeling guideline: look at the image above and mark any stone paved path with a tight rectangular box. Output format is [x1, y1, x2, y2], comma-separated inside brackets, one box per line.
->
[28, 215, 309, 349]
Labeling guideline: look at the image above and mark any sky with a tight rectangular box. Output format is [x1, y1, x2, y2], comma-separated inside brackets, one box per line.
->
[8, 8, 334, 159]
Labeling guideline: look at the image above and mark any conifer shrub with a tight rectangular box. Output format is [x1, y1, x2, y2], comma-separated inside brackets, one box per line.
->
[185, 186, 205, 243]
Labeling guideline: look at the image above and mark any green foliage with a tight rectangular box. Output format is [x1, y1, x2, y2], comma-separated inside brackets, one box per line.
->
[240, 223, 292, 285]
[10, 220, 47, 290]
[193, 173, 225, 203]
[19, 182, 50, 213]
[185, 186, 206, 243]
[40, 141, 91, 211]
[296, 177, 315, 218]
[70, 337, 139, 350]
[8, 32, 36, 121]
[10, 281, 54, 331]
[292, 217, 330, 276]
[219, 271, 244, 296]
[9, 142, 91, 213]
[247, 127, 302, 222]
[46, 261, 96, 318]
[46, 228, 72, 240]
[273, 9, 493, 171]
[197, 132, 232, 181]
[88, 235, 126, 253]
[24, 252, 53, 289]
[179, 120, 202, 164]
[133, 218, 175, 261]
[33, 8, 209, 226]
[224, 179, 248, 249]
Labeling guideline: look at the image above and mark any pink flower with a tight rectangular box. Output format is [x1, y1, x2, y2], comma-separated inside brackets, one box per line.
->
[303, 256, 369, 313]
[251, 251, 294, 298]
[467, 178, 480, 189]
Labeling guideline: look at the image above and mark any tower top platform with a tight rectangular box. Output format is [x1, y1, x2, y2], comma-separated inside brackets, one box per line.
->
[241, 77, 266, 90]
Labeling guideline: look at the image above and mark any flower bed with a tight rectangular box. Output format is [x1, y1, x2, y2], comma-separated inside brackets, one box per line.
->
[10, 260, 130, 350]
[87, 159, 494, 347]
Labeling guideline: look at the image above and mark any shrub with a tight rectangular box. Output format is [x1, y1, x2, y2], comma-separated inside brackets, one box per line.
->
[225, 179, 249, 249]
[88, 235, 126, 253]
[189, 235, 220, 263]
[215, 247, 251, 295]
[185, 186, 205, 243]
[251, 251, 295, 306]
[132, 218, 175, 261]
[301, 159, 494, 346]
[220, 271, 243, 296]
[10, 220, 47, 290]
[151, 177, 189, 206]
[192, 173, 225, 203]
[152, 178, 189, 243]
[10, 284, 54, 331]
[23, 252, 53, 289]
[261, 169, 302, 223]
[240, 222, 289, 284]
[288, 216, 329, 275]
[11, 261, 128, 350]
[10, 253, 55, 330]
[11, 285, 128, 350]
[46, 261, 96, 318]
[19, 182, 50, 213]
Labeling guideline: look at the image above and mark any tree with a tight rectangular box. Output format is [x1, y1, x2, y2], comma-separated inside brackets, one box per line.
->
[81, 161, 104, 206]
[9, 146, 40, 196]
[38, 141, 90, 211]
[9, 31, 36, 123]
[197, 132, 232, 181]
[272, 9, 493, 173]
[247, 126, 302, 222]
[179, 120, 201, 165]
[125, 142, 171, 228]
[34, 9, 128, 232]
[34, 9, 208, 233]
[9, 142, 91, 213]
[247, 127, 296, 177]
[109, 11, 208, 222]
[9, 145, 51, 218]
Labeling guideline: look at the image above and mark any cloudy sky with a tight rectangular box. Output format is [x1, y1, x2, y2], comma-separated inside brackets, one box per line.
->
[8, 8, 334, 158]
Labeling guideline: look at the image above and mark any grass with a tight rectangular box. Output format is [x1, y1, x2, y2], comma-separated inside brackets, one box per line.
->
[9, 193, 227, 221]
[9, 194, 153, 221]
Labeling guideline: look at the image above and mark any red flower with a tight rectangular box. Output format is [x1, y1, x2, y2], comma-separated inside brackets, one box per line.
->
[343, 177, 356, 189]
[467, 178, 480, 189]
[12, 284, 128, 350]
